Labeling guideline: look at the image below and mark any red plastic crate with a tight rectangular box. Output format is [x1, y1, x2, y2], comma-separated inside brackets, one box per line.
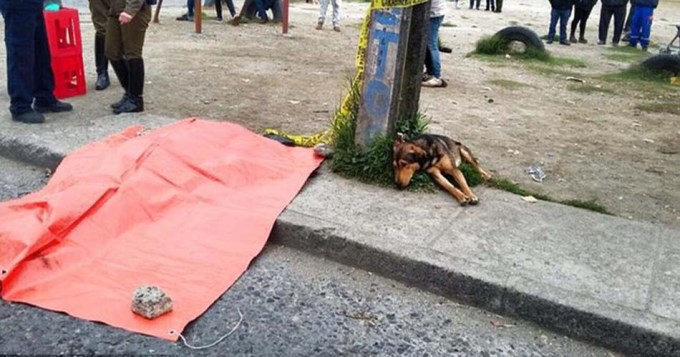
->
[43, 7, 83, 58]
[43, 7, 87, 99]
[50, 54, 86, 99]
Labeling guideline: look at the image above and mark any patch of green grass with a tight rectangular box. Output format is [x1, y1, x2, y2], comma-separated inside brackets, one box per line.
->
[474, 35, 512, 55]
[635, 101, 680, 115]
[509, 20, 519, 25]
[607, 45, 641, 54]
[466, 52, 509, 64]
[567, 84, 615, 94]
[473, 35, 551, 61]
[605, 52, 640, 62]
[488, 78, 532, 90]
[599, 64, 678, 97]
[442, 21, 457, 27]
[330, 82, 436, 191]
[605, 64, 674, 82]
[549, 56, 587, 68]
[560, 199, 610, 214]
[486, 178, 552, 201]
[525, 63, 583, 77]
[486, 178, 611, 214]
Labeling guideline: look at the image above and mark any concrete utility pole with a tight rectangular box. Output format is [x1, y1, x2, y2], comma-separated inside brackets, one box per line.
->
[355, 2, 430, 147]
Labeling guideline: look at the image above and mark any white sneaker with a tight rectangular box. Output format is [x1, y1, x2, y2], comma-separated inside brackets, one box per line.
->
[422, 77, 445, 87]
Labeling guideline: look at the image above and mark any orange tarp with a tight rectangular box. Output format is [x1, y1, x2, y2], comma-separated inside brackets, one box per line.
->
[0, 119, 322, 340]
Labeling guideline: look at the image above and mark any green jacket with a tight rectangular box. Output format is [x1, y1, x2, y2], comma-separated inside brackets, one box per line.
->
[109, 0, 145, 17]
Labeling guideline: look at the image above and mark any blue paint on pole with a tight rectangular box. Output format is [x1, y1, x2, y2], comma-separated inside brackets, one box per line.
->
[364, 79, 390, 119]
[371, 28, 399, 79]
[356, 7, 407, 146]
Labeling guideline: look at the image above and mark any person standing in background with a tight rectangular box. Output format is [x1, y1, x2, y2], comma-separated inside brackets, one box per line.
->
[597, 0, 627, 46]
[106, 0, 151, 114]
[316, 0, 340, 31]
[547, 0, 574, 45]
[89, 0, 111, 90]
[628, 0, 658, 50]
[569, 0, 597, 43]
[422, 0, 447, 88]
[0, 0, 73, 124]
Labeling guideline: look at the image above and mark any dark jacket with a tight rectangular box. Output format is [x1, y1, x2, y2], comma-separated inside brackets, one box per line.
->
[632, 0, 658, 8]
[550, 0, 574, 9]
[601, 0, 627, 6]
[574, 0, 597, 9]
[0, 0, 43, 10]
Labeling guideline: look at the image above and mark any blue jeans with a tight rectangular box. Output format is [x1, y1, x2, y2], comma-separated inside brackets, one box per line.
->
[548, 8, 572, 42]
[187, 0, 194, 16]
[425, 15, 444, 78]
[629, 5, 653, 48]
[0, 5, 57, 116]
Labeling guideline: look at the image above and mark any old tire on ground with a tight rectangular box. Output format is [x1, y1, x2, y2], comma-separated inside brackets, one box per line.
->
[641, 54, 680, 76]
[494, 26, 545, 52]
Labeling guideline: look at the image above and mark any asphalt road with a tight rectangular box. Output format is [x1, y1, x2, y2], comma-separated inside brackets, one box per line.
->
[0, 156, 620, 356]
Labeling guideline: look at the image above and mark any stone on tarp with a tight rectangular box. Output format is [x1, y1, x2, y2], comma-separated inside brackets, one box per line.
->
[131, 285, 173, 319]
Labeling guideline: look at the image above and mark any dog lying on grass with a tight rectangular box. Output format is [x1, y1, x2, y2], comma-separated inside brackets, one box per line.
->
[393, 133, 492, 206]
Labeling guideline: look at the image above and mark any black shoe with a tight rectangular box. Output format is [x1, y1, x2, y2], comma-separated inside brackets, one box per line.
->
[113, 96, 144, 114]
[95, 72, 110, 91]
[34, 100, 73, 113]
[546, 39, 554, 44]
[176, 13, 194, 21]
[114, 58, 144, 114]
[111, 93, 130, 109]
[560, 41, 571, 46]
[12, 110, 45, 124]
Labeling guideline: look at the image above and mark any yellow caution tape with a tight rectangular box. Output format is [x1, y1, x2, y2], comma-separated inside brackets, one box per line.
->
[264, 0, 427, 148]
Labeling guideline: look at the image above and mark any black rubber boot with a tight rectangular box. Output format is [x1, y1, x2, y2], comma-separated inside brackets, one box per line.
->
[94, 35, 110, 91]
[114, 58, 144, 114]
[109, 59, 130, 109]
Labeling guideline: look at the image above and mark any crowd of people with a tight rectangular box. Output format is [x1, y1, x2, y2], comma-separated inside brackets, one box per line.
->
[547, 0, 659, 49]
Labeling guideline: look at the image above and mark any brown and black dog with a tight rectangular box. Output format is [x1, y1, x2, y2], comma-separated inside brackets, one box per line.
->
[393, 133, 492, 206]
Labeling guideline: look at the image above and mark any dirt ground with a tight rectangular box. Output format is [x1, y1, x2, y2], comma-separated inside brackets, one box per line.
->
[1, 0, 679, 228]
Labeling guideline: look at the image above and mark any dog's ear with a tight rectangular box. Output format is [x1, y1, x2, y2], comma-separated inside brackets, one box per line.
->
[395, 132, 406, 143]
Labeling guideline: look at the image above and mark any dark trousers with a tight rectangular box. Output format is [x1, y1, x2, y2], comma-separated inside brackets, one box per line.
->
[570, 6, 594, 39]
[216, 0, 236, 18]
[187, 0, 194, 16]
[469, 0, 480, 9]
[598, 5, 626, 44]
[485, 0, 494, 11]
[0, 5, 57, 116]
[548, 8, 572, 42]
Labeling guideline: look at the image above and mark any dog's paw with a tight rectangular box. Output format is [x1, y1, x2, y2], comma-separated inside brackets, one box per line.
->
[457, 196, 471, 206]
[469, 197, 479, 205]
[482, 173, 492, 181]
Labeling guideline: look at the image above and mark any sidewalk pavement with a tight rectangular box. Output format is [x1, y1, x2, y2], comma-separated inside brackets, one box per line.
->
[1, 114, 679, 356]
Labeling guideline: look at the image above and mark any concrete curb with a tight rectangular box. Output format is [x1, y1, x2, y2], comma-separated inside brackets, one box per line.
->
[271, 210, 680, 357]
[1, 127, 679, 357]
